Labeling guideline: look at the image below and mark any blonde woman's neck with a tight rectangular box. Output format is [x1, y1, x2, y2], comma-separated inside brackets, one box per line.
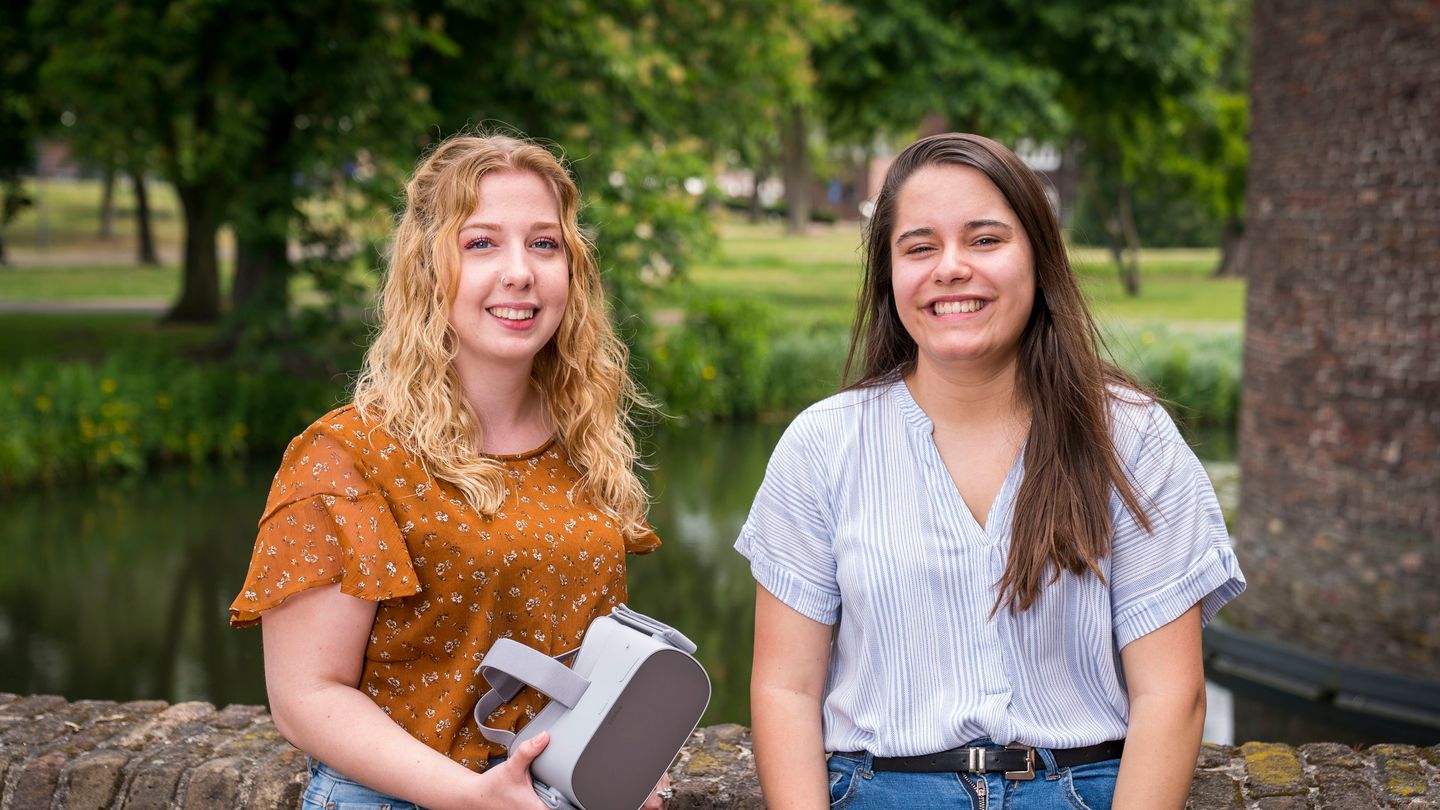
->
[454, 361, 553, 455]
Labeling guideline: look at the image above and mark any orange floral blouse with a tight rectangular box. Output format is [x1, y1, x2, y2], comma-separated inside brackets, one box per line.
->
[229, 404, 659, 768]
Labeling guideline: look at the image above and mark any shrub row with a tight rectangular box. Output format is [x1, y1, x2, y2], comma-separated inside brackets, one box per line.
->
[639, 298, 1243, 428]
[0, 351, 344, 490]
[1, 308, 1238, 490]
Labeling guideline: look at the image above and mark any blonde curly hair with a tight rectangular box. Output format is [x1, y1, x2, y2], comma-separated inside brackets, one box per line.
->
[354, 133, 651, 541]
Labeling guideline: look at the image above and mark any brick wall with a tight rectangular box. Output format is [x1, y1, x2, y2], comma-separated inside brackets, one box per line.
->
[1230, 0, 1440, 676]
[2, 696, 1439, 809]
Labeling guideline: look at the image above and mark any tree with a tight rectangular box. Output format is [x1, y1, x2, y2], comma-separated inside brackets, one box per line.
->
[0, 1, 40, 267]
[814, 0, 1062, 145]
[411, 0, 844, 310]
[958, 0, 1240, 295]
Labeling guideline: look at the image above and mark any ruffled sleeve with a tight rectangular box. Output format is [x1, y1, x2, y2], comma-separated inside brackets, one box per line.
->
[229, 412, 420, 627]
[625, 523, 662, 555]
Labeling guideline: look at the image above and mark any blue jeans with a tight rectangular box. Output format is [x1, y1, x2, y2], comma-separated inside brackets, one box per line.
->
[301, 761, 419, 810]
[827, 746, 1120, 809]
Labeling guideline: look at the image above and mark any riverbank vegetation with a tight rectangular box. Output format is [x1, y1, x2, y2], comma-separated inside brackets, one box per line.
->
[2, 215, 1242, 491]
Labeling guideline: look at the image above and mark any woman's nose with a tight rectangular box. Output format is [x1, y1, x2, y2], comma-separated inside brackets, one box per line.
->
[502, 248, 535, 288]
[933, 246, 972, 283]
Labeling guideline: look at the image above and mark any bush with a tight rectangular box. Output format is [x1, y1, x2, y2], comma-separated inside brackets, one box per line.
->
[637, 297, 848, 422]
[0, 351, 346, 490]
[639, 298, 1240, 430]
[1106, 327, 1241, 429]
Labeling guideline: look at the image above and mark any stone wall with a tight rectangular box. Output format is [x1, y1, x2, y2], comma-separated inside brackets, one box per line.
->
[1231, 0, 1440, 675]
[3, 695, 1439, 809]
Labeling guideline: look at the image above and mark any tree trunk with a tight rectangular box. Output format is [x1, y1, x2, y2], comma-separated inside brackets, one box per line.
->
[1215, 216, 1247, 277]
[131, 168, 159, 266]
[232, 227, 291, 315]
[780, 105, 810, 234]
[1057, 141, 1083, 232]
[1115, 182, 1142, 296]
[167, 182, 222, 322]
[99, 161, 116, 239]
[749, 166, 769, 224]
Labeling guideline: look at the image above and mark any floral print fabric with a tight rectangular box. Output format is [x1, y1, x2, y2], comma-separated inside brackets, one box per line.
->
[230, 404, 658, 767]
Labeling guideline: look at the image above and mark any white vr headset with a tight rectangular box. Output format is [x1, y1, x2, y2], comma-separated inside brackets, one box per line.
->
[473, 605, 712, 810]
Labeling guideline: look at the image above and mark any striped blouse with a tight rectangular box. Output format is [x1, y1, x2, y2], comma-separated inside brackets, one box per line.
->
[735, 377, 1245, 756]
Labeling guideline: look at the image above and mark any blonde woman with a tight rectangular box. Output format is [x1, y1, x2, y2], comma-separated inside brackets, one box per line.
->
[231, 134, 665, 810]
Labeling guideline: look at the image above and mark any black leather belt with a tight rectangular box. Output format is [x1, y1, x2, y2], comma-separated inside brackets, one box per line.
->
[865, 740, 1124, 781]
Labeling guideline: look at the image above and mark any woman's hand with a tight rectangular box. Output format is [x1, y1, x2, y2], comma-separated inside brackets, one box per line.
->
[640, 771, 671, 810]
[476, 732, 554, 810]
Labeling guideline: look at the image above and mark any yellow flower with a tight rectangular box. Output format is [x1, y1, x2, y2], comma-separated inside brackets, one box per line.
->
[1140, 331, 1155, 346]
[109, 440, 124, 455]
[34, 395, 52, 413]
[701, 365, 717, 381]
[156, 393, 173, 411]
[100, 378, 118, 395]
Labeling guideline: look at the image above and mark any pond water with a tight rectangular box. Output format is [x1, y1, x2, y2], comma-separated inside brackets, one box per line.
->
[1, 421, 1433, 746]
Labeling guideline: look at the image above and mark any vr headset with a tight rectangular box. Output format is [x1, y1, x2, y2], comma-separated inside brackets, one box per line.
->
[473, 605, 711, 810]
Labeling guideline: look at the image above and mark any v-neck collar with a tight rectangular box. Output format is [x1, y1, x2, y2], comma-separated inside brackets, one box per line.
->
[888, 376, 1027, 537]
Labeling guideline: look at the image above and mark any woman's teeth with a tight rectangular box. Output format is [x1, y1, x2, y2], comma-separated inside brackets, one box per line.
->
[934, 299, 986, 315]
[488, 307, 534, 320]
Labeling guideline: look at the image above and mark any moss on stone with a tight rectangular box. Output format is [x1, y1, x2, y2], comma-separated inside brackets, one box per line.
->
[1240, 742, 1306, 796]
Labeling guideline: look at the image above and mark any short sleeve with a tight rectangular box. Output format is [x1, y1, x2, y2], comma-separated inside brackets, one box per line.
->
[625, 524, 662, 555]
[1109, 401, 1246, 649]
[229, 421, 420, 628]
[734, 414, 841, 625]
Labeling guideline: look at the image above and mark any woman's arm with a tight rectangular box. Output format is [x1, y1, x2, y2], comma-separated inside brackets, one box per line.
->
[1112, 603, 1206, 810]
[261, 584, 550, 810]
[750, 584, 834, 810]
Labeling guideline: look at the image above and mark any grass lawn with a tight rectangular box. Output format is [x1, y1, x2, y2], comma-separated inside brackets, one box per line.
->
[3, 190, 1242, 357]
[650, 220, 1243, 334]
[0, 313, 214, 368]
[2, 177, 185, 252]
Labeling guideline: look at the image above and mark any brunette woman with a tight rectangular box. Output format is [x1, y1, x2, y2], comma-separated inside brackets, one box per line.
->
[739, 133, 1244, 810]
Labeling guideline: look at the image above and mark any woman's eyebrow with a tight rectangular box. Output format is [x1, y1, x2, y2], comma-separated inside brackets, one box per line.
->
[457, 221, 562, 233]
[895, 220, 1014, 246]
[894, 226, 934, 246]
[964, 219, 1013, 233]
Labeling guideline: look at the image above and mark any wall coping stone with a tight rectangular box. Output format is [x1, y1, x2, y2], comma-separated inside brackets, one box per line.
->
[2, 694, 1438, 808]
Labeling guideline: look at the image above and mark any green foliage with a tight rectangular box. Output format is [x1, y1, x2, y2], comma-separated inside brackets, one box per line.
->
[637, 295, 848, 422]
[814, 0, 1064, 143]
[636, 295, 1238, 430]
[1106, 326, 1241, 429]
[0, 351, 344, 490]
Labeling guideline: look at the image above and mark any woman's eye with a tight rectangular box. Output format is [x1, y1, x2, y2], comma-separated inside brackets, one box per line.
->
[973, 236, 999, 247]
[532, 237, 560, 250]
[905, 244, 936, 256]
[464, 237, 493, 250]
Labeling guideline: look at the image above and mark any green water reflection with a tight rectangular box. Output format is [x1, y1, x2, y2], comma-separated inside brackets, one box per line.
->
[0, 421, 784, 727]
[17, 420, 1423, 747]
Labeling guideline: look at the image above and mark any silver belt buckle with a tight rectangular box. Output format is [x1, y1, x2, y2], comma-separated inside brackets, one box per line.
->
[1003, 744, 1036, 780]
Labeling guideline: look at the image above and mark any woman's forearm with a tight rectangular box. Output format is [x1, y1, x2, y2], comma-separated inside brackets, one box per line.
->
[750, 585, 835, 810]
[271, 681, 492, 810]
[751, 684, 830, 809]
[1111, 688, 1206, 810]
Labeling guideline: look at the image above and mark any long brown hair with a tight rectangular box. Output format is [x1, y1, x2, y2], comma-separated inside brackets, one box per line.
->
[354, 133, 652, 542]
[844, 132, 1152, 613]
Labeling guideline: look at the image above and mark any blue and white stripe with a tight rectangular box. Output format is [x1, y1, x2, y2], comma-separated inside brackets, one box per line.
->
[735, 377, 1245, 756]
